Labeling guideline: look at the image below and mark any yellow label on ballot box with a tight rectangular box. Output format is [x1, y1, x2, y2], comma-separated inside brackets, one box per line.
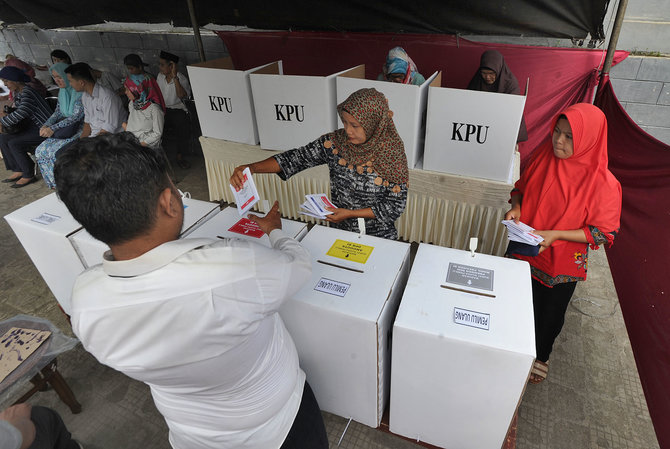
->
[326, 239, 374, 264]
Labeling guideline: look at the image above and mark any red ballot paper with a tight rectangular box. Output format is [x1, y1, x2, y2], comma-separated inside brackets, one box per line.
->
[228, 218, 264, 238]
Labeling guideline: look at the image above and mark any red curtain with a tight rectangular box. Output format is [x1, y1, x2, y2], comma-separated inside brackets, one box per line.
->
[595, 76, 670, 449]
[217, 31, 627, 164]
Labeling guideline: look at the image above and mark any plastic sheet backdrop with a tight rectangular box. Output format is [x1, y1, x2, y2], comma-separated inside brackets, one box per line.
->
[201, 137, 511, 255]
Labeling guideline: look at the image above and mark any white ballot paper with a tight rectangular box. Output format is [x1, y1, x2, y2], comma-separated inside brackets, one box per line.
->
[299, 193, 336, 219]
[501, 219, 544, 245]
[229, 167, 260, 216]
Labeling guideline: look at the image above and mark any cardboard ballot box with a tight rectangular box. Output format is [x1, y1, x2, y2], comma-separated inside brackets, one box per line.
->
[187, 57, 282, 145]
[336, 71, 441, 169]
[186, 206, 308, 245]
[423, 87, 526, 182]
[279, 225, 410, 427]
[4, 193, 85, 315]
[69, 198, 222, 269]
[389, 243, 534, 449]
[250, 65, 365, 151]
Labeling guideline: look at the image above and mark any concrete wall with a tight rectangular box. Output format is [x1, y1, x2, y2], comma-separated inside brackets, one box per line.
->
[610, 56, 670, 144]
[603, 0, 670, 54]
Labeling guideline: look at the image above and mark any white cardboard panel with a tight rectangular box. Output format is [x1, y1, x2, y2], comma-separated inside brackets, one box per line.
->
[250, 66, 364, 151]
[336, 71, 440, 169]
[187, 59, 281, 145]
[390, 243, 534, 448]
[423, 88, 526, 182]
[279, 225, 410, 427]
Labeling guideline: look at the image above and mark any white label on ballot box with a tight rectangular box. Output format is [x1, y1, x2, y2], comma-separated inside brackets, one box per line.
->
[446, 263, 494, 291]
[31, 213, 61, 225]
[314, 277, 350, 297]
[453, 307, 490, 331]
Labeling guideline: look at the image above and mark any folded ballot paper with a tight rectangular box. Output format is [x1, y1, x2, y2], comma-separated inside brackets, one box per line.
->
[229, 167, 260, 216]
[299, 194, 336, 219]
[501, 219, 545, 245]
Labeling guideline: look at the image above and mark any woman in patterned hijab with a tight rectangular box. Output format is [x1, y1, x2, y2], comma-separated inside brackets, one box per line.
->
[231, 88, 409, 240]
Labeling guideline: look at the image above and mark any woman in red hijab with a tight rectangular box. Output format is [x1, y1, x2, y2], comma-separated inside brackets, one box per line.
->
[505, 103, 622, 383]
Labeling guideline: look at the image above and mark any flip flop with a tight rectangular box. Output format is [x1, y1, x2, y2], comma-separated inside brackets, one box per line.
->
[529, 360, 549, 384]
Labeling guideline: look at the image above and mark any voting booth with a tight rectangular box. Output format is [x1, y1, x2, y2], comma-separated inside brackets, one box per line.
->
[69, 198, 222, 269]
[187, 57, 282, 145]
[336, 71, 441, 169]
[250, 65, 365, 151]
[4, 193, 85, 315]
[389, 243, 535, 449]
[423, 88, 526, 182]
[279, 225, 410, 427]
[186, 206, 308, 245]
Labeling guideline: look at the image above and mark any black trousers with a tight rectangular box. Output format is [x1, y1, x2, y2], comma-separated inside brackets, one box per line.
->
[0, 122, 45, 178]
[532, 279, 577, 363]
[280, 381, 329, 449]
[29, 406, 79, 449]
[162, 108, 190, 159]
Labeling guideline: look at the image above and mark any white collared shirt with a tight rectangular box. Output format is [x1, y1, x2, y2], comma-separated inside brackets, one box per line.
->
[157, 72, 191, 111]
[81, 82, 127, 136]
[70, 230, 311, 449]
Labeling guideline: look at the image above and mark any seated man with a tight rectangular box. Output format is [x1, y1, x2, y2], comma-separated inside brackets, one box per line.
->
[53, 133, 328, 449]
[64, 63, 126, 138]
[0, 403, 82, 449]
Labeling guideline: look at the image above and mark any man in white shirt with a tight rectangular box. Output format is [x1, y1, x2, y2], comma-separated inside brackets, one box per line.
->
[53, 133, 328, 449]
[157, 51, 192, 169]
[65, 63, 126, 138]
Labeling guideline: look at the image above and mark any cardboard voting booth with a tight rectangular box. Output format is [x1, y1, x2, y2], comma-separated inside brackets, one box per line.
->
[187, 58, 282, 145]
[4, 193, 84, 315]
[69, 198, 221, 269]
[423, 88, 527, 182]
[389, 243, 535, 449]
[336, 71, 441, 169]
[279, 225, 410, 427]
[250, 65, 365, 151]
[186, 206, 308, 245]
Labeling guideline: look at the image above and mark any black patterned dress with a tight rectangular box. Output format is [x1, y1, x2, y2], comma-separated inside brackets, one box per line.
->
[274, 135, 408, 240]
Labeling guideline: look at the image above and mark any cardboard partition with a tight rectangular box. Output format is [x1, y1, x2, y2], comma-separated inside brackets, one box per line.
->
[336, 71, 441, 169]
[279, 225, 410, 427]
[69, 198, 222, 269]
[423, 87, 527, 182]
[250, 65, 365, 151]
[187, 57, 282, 145]
[186, 206, 308, 245]
[4, 193, 84, 315]
[390, 243, 535, 449]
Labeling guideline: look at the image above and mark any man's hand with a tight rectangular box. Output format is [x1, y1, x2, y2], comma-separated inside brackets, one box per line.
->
[248, 201, 282, 235]
[504, 205, 521, 223]
[230, 164, 250, 190]
[0, 403, 36, 449]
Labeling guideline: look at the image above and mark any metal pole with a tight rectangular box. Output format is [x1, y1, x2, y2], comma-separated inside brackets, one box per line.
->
[186, 0, 206, 62]
[600, 0, 629, 77]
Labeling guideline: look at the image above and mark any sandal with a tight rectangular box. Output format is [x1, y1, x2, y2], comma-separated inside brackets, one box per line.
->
[529, 360, 549, 384]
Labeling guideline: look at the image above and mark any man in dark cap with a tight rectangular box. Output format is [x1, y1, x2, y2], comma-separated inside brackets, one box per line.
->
[157, 50, 192, 169]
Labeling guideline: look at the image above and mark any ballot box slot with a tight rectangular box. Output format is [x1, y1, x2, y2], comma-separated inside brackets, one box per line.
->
[440, 284, 496, 298]
[317, 259, 364, 274]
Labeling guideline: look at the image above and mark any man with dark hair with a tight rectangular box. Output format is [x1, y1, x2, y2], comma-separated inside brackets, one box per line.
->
[64, 62, 126, 138]
[54, 133, 328, 449]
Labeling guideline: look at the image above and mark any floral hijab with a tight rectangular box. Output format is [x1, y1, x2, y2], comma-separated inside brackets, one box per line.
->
[381, 47, 421, 85]
[123, 73, 166, 112]
[51, 62, 82, 117]
[329, 88, 408, 187]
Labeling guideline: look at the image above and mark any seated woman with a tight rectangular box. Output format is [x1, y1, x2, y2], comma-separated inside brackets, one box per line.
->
[468, 50, 527, 142]
[122, 84, 165, 149]
[231, 88, 408, 240]
[504, 103, 621, 384]
[35, 62, 84, 189]
[377, 47, 426, 85]
[0, 66, 52, 187]
[50, 49, 72, 65]
[3, 54, 48, 99]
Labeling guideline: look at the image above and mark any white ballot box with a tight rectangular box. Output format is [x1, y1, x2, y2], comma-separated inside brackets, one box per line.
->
[336, 71, 441, 169]
[186, 206, 308, 245]
[279, 225, 410, 427]
[187, 57, 281, 145]
[390, 243, 535, 449]
[69, 198, 222, 269]
[4, 193, 84, 315]
[423, 87, 526, 182]
[250, 65, 365, 151]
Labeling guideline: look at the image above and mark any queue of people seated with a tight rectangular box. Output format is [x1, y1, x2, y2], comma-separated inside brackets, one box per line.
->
[0, 49, 193, 189]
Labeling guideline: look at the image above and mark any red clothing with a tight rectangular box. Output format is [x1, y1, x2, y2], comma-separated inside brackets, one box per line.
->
[511, 103, 622, 286]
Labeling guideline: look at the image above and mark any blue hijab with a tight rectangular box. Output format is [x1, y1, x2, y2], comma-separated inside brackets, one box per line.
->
[51, 62, 82, 117]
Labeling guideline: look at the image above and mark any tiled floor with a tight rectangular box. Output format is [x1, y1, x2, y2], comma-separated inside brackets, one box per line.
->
[0, 152, 659, 448]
